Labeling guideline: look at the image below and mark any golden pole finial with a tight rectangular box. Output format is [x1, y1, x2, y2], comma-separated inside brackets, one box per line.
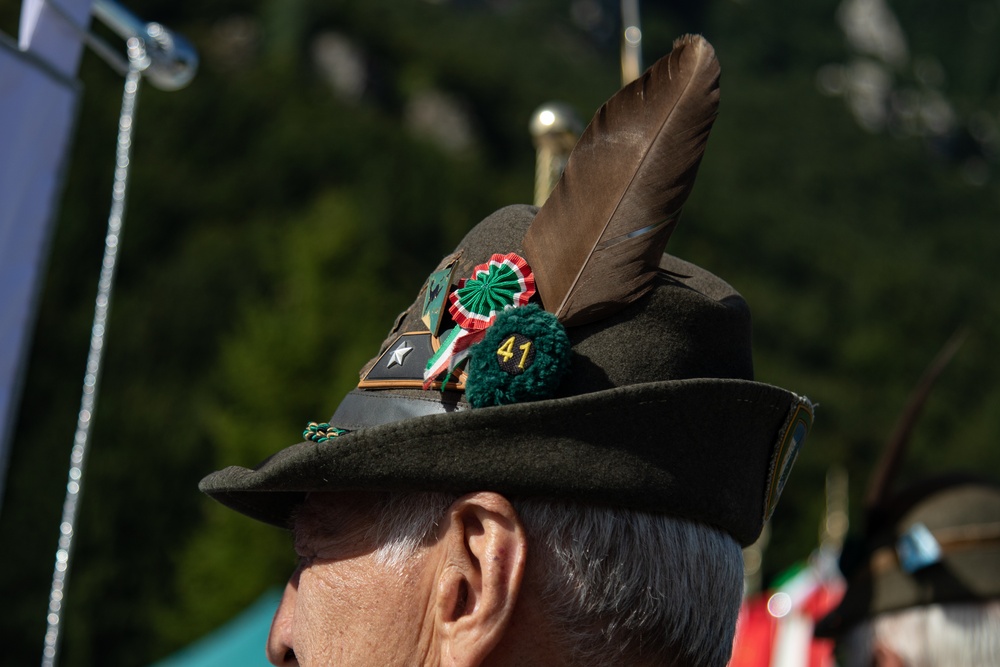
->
[529, 102, 582, 207]
[620, 0, 643, 85]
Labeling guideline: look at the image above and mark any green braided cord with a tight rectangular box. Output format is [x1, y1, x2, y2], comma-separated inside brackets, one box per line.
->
[303, 421, 349, 443]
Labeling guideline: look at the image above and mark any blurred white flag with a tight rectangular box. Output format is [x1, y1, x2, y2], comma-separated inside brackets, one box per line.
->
[0, 0, 93, 508]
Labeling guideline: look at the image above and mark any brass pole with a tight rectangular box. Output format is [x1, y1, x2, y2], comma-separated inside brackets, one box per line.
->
[529, 103, 582, 207]
[620, 0, 643, 85]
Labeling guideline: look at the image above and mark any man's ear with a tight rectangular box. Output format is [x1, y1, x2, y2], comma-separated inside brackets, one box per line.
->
[434, 491, 527, 667]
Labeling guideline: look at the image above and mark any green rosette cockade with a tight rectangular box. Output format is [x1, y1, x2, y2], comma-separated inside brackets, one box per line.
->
[465, 304, 571, 407]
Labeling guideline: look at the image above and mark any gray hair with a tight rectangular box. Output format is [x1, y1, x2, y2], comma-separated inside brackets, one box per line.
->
[838, 601, 1000, 667]
[366, 492, 743, 667]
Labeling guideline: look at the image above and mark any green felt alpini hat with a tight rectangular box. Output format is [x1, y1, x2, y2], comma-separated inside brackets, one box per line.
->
[199, 35, 814, 547]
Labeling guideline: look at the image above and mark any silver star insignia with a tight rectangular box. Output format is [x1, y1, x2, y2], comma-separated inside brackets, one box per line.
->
[386, 341, 414, 368]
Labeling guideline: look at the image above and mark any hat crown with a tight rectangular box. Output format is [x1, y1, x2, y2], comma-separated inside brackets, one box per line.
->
[368, 204, 754, 401]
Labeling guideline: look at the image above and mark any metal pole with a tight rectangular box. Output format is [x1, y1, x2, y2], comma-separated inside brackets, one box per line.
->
[529, 103, 583, 207]
[92, 0, 198, 91]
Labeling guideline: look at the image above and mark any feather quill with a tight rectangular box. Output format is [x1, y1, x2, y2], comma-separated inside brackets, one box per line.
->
[865, 327, 968, 517]
[522, 35, 721, 327]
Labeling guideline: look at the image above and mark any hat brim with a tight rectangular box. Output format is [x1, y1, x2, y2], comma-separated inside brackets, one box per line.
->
[199, 377, 803, 546]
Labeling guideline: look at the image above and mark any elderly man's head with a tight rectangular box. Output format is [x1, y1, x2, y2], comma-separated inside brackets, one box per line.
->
[267, 491, 743, 666]
[201, 35, 813, 667]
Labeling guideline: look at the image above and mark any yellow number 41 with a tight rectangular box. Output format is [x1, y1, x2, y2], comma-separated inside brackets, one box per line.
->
[497, 336, 532, 369]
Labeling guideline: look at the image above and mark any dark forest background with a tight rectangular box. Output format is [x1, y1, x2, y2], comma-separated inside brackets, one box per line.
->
[2, 0, 999, 664]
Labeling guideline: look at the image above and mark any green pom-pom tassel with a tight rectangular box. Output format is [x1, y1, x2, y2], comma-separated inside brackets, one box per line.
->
[465, 304, 571, 408]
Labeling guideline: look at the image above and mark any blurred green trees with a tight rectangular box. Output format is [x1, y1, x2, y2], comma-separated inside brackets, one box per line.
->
[1, 1, 998, 665]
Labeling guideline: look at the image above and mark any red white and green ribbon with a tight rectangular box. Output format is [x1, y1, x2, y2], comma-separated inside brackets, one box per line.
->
[423, 326, 468, 388]
[423, 253, 535, 388]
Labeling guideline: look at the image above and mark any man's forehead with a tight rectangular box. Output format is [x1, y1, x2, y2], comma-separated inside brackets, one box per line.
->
[292, 491, 381, 536]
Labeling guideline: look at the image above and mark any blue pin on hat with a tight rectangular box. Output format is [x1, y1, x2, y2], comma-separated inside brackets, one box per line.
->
[896, 522, 942, 573]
